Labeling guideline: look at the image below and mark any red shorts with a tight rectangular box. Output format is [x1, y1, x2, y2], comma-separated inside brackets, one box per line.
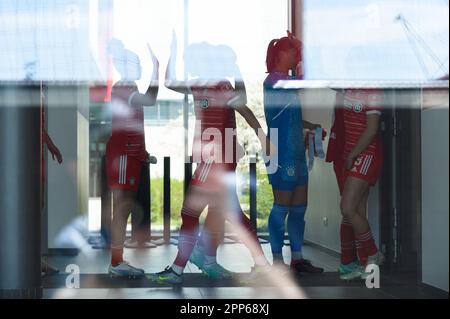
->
[106, 142, 144, 192]
[340, 153, 382, 187]
[190, 162, 237, 191]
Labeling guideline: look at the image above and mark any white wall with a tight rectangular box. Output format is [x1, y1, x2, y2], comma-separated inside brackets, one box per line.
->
[421, 102, 449, 292]
[47, 86, 89, 249]
[301, 89, 344, 252]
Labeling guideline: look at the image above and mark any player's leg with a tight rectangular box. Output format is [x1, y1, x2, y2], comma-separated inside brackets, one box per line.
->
[343, 153, 384, 268]
[355, 189, 370, 266]
[106, 152, 144, 278]
[269, 188, 292, 265]
[192, 208, 223, 269]
[340, 176, 383, 280]
[288, 184, 324, 274]
[127, 163, 154, 248]
[191, 207, 232, 279]
[148, 183, 209, 284]
[222, 183, 278, 285]
[221, 169, 268, 268]
[336, 163, 360, 279]
[354, 187, 384, 275]
[109, 189, 143, 278]
[341, 177, 371, 234]
[339, 186, 369, 280]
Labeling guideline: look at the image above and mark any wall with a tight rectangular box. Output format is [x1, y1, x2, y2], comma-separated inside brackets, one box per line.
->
[421, 97, 449, 292]
[47, 86, 89, 249]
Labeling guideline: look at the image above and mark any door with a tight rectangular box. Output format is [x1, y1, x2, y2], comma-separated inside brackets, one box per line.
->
[380, 89, 422, 281]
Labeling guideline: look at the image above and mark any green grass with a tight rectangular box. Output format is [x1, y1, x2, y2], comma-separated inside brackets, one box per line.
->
[150, 177, 184, 225]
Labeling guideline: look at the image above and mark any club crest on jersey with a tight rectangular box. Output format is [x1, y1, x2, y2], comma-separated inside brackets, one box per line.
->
[129, 177, 135, 185]
[196, 98, 209, 108]
[353, 102, 363, 113]
[344, 98, 363, 113]
[286, 166, 296, 177]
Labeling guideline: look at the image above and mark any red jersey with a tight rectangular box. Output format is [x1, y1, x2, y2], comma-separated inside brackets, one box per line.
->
[326, 91, 345, 164]
[110, 82, 146, 160]
[342, 89, 383, 158]
[191, 81, 238, 164]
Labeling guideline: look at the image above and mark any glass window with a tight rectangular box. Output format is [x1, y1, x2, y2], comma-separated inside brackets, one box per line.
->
[303, 0, 449, 80]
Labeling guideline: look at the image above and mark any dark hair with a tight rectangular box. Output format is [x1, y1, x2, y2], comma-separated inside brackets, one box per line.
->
[265, 36, 302, 73]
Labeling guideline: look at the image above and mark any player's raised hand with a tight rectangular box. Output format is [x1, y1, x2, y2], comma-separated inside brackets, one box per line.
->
[147, 44, 159, 69]
[170, 30, 178, 55]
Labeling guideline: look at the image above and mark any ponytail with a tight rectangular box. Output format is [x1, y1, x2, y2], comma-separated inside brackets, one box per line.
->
[266, 39, 279, 73]
[265, 36, 302, 74]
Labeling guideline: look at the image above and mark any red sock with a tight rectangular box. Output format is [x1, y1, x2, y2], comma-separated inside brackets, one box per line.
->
[357, 230, 378, 261]
[355, 239, 368, 266]
[111, 246, 123, 266]
[340, 217, 357, 264]
[174, 207, 200, 268]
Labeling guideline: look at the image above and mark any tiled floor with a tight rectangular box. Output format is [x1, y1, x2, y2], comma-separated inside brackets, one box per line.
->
[43, 242, 448, 299]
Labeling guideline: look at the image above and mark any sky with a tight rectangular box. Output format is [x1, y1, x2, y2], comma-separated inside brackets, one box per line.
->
[303, 0, 449, 80]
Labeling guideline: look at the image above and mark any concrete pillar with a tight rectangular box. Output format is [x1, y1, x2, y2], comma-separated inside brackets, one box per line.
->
[0, 85, 42, 298]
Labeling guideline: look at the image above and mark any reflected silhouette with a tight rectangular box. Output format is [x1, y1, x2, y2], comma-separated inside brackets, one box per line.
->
[106, 38, 159, 278]
[149, 34, 282, 286]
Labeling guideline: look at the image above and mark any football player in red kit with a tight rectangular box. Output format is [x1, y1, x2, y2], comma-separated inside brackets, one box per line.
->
[334, 88, 385, 280]
[327, 91, 359, 279]
[106, 39, 159, 278]
[148, 36, 275, 285]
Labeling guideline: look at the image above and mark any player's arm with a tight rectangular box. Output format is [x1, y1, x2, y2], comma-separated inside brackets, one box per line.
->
[234, 80, 247, 104]
[345, 113, 380, 169]
[233, 65, 247, 105]
[43, 129, 63, 164]
[227, 77, 274, 157]
[231, 103, 275, 159]
[164, 32, 191, 95]
[130, 44, 159, 106]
